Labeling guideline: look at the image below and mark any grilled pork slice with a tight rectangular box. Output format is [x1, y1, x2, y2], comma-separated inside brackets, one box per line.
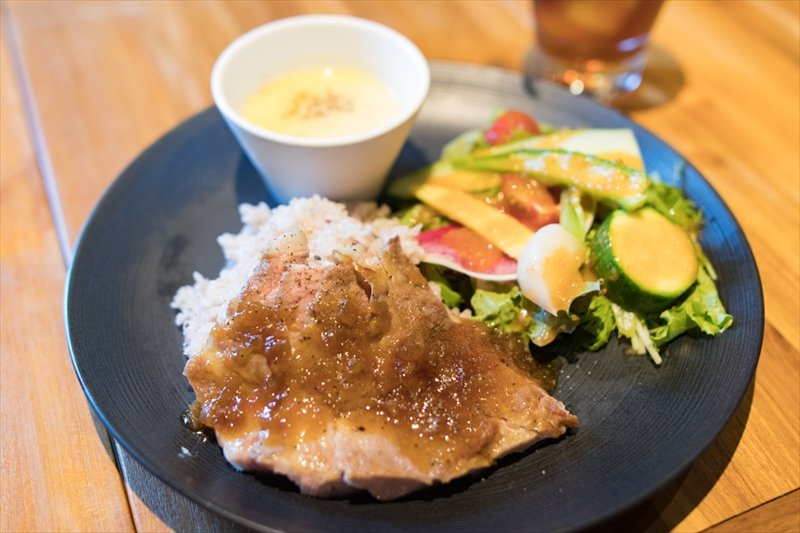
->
[185, 233, 578, 500]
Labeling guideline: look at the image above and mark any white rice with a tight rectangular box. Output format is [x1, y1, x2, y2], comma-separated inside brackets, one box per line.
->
[171, 196, 423, 357]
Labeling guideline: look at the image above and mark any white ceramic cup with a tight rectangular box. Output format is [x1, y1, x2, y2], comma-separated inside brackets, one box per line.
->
[211, 15, 430, 203]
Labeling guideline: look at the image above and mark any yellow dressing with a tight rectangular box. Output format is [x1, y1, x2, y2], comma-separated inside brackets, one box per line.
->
[523, 151, 649, 198]
[596, 151, 644, 170]
[542, 246, 585, 312]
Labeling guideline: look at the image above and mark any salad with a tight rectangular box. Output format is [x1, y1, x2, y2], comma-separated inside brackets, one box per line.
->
[388, 110, 733, 365]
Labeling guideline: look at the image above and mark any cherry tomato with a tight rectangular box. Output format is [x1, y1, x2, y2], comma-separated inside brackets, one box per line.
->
[500, 174, 560, 231]
[484, 110, 542, 146]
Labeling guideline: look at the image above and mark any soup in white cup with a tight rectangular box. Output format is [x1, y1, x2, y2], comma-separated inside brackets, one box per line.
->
[211, 15, 430, 202]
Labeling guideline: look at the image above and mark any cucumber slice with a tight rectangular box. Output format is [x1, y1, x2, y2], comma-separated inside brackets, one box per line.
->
[462, 149, 648, 210]
[592, 208, 698, 314]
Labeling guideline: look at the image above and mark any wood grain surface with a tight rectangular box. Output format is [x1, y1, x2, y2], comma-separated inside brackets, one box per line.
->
[0, 13, 134, 533]
[1, 1, 798, 532]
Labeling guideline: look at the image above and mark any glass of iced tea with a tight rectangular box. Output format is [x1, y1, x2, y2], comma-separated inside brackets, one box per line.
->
[526, 0, 664, 103]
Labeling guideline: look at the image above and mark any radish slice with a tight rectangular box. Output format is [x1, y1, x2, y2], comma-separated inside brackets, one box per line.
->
[516, 223, 586, 315]
[418, 225, 518, 282]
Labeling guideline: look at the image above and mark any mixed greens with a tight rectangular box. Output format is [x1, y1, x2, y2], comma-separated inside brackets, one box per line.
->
[388, 111, 732, 365]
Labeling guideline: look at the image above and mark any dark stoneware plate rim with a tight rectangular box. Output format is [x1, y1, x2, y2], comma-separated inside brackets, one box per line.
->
[65, 61, 763, 533]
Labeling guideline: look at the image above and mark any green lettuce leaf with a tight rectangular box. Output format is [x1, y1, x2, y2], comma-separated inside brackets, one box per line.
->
[420, 264, 464, 308]
[396, 203, 448, 230]
[471, 287, 528, 333]
[650, 267, 733, 346]
[560, 187, 596, 242]
[470, 286, 579, 347]
[645, 168, 703, 235]
[579, 295, 617, 350]
[432, 281, 463, 308]
[528, 307, 580, 347]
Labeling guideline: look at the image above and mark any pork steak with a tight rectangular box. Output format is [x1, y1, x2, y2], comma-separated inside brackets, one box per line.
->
[184, 232, 578, 500]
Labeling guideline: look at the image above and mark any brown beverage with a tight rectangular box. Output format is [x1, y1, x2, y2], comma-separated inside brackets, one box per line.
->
[529, 0, 664, 101]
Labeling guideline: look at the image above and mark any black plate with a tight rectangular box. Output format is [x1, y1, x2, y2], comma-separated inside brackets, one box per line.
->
[65, 62, 763, 533]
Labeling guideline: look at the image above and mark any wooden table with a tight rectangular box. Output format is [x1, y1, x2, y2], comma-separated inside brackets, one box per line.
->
[1, 1, 798, 531]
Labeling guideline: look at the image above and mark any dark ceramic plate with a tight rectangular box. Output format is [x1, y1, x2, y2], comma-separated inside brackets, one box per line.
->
[65, 62, 763, 533]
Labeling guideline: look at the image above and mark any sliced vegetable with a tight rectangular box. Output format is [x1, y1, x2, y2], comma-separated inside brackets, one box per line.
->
[477, 128, 645, 171]
[499, 174, 560, 231]
[387, 162, 501, 199]
[611, 302, 663, 364]
[592, 207, 699, 314]
[461, 149, 649, 210]
[475, 130, 573, 157]
[418, 225, 517, 281]
[484, 110, 541, 146]
[413, 184, 533, 259]
[516, 223, 597, 316]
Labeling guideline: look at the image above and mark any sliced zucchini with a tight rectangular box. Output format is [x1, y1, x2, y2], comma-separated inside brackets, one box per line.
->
[461, 149, 648, 210]
[592, 208, 698, 314]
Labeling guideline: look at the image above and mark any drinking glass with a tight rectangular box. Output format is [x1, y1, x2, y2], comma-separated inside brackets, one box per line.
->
[526, 0, 664, 103]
